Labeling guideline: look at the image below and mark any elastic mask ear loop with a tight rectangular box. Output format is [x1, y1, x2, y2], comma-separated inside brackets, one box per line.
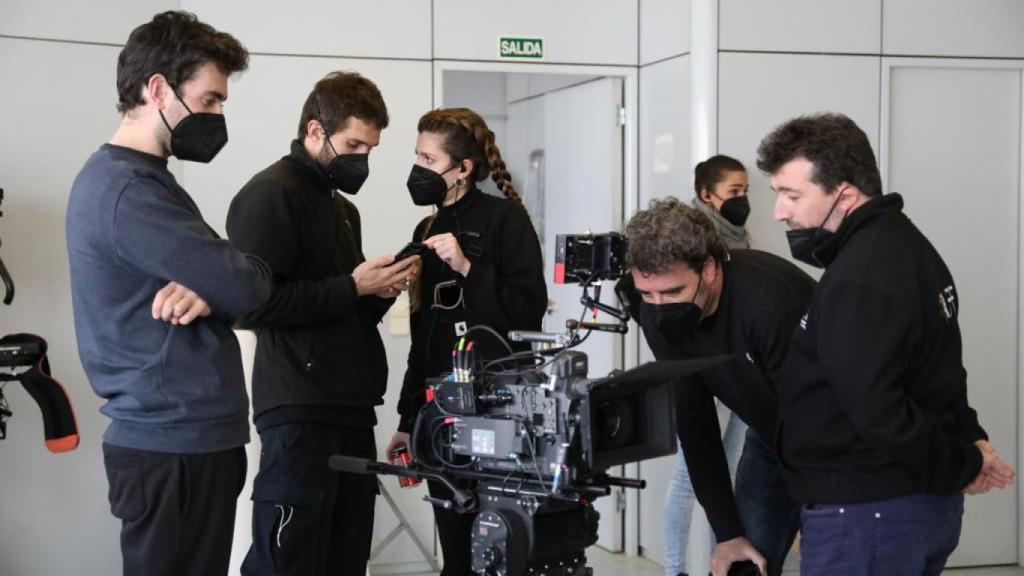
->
[158, 88, 194, 133]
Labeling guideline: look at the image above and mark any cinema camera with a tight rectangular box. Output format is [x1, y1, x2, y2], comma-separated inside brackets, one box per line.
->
[331, 233, 728, 575]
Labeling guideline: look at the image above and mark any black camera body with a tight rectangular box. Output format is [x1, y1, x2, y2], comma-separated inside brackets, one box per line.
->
[418, 351, 676, 487]
[554, 232, 627, 284]
[330, 230, 726, 575]
[412, 348, 681, 575]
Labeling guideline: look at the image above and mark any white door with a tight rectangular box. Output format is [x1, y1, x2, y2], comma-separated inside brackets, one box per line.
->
[541, 76, 626, 552]
[882, 59, 1021, 566]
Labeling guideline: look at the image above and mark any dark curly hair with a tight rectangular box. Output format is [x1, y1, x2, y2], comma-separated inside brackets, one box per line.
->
[116, 11, 249, 113]
[296, 71, 389, 139]
[756, 113, 881, 197]
[625, 197, 727, 274]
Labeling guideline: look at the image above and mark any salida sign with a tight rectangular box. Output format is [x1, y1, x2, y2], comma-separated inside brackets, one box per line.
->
[498, 36, 544, 59]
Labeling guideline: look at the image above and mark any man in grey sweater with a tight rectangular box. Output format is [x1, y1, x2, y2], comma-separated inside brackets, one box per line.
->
[66, 11, 271, 576]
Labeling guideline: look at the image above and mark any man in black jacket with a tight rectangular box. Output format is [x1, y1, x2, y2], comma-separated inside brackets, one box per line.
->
[621, 197, 815, 576]
[226, 71, 417, 576]
[759, 113, 1015, 576]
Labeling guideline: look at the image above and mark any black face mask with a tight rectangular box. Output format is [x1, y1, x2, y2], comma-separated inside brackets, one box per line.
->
[718, 196, 750, 227]
[786, 189, 846, 268]
[320, 136, 369, 195]
[407, 163, 459, 206]
[637, 275, 705, 348]
[159, 90, 228, 163]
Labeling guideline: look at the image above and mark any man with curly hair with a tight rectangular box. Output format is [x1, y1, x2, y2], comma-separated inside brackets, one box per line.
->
[620, 197, 814, 576]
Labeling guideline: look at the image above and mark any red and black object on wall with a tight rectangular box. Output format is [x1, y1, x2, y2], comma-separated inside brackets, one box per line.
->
[0, 333, 79, 453]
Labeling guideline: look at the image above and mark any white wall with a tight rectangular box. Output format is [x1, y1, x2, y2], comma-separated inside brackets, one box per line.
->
[0, 2, 644, 574]
[635, 0, 694, 566]
[640, 0, 690, 66]
[883, 0, 1024, 58]
[719, 0, 881, 54]
[433, 0, 639, 66]
[0, 0, 175, 43]
[1, 0, 1022, 573]
[0, 34, 138, 576]
[713, 0, 1023, 569]
[183, 0, 431, 59]
[882, 60, 1023, 566]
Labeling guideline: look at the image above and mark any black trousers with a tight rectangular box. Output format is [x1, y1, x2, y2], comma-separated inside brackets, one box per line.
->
[428, 479, 477, 576]
[242, 422, 377, 576]
[102, 443, 246, 576]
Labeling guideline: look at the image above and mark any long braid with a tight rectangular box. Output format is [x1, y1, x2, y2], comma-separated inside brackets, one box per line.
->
[482, 133, 522, 203]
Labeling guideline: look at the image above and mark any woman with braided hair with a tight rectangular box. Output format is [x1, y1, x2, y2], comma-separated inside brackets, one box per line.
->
[387, 107, 547, 574]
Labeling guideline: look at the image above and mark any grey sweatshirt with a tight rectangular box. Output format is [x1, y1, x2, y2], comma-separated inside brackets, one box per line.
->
[66, 144, 271, 453]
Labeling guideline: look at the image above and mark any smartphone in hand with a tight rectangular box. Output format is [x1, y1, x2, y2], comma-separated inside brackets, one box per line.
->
[394, 242, 429, 262]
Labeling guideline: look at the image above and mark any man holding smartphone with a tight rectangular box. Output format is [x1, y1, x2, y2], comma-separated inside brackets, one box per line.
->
[226, 71, 416, 576]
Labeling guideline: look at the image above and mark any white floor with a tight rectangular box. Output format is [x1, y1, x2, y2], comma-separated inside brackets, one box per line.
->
[400, 546, 1024, 575]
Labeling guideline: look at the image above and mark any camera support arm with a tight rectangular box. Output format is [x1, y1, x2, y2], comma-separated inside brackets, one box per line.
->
[577, 282, 629, 334]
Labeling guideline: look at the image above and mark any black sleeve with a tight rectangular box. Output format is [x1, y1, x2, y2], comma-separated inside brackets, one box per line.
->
[751, 278, 813, 393]
[397, 306, 427, 433]
[461, 205, 548, 331]
[344, 198, 396, 324]
[397, 218, 436, 433]
[816, 280, 983, 492]
[676, 375, 746, 542]
[947, 331, 988, 444]
[226, 177, 360, 329]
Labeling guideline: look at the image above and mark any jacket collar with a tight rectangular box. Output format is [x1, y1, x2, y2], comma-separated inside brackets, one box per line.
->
[816, 192, 904, 266]
[287, 139, 334, 192]
[438, 186, 483, 216]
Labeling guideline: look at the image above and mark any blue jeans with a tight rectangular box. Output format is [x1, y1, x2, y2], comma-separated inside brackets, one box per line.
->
[663, 409, 746, 576]
[733, 429, 800, 576]
[800, 493, 964, 576]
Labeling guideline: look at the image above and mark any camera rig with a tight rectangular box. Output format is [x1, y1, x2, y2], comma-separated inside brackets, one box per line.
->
[0, 190, 78, 452]
[332, 232, 729, 575]
[0, 334, 79, 452]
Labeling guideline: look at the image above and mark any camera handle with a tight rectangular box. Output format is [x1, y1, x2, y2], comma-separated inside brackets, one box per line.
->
[0, 257, 12, 305]
[0, 188, 12, 305]
[328, 455, 478, 513]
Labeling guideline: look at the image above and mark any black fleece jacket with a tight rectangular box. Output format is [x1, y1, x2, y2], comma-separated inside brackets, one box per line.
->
[396, 188, 547, 432]
[623, 249, 815, 542]
[778, 193, 986, 504]
[226, 140, 393, 426]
